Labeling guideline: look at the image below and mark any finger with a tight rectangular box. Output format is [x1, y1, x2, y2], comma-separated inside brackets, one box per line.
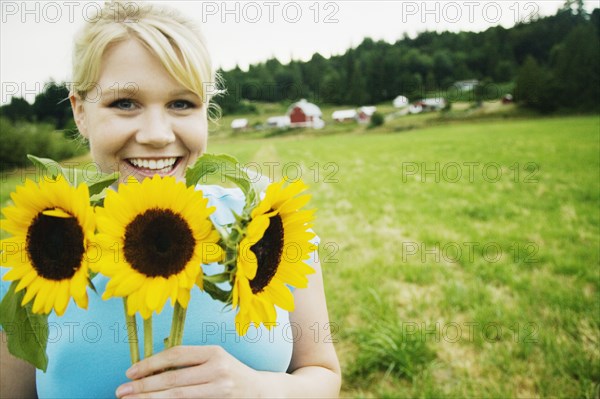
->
[116, 365, 211, 397]
[121, 384, 214, 399]
[126, 346, 215, 379]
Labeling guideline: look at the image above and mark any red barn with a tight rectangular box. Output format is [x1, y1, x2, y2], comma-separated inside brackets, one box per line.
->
[357, 106, 376, 123]
[287, 99, 324, 129]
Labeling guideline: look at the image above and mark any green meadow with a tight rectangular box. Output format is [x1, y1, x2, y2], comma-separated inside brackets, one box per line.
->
[1, 114, 598, 397]
[208, 114, 600, 398]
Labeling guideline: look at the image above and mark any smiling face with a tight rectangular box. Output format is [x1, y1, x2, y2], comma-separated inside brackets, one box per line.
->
[70, 39, 208, 184]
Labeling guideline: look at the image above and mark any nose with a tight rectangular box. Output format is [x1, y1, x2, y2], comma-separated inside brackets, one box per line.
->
[135, 106, 176, 147]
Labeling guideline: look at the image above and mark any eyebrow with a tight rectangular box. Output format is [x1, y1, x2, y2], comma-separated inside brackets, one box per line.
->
[104, 86, 197, 98]
[104, 85, 138, 97]
[168, 89, 197, 97]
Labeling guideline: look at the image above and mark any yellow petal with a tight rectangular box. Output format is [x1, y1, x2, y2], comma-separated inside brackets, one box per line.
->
[15, 269, 38, 292]
[177, 288, 191, 307]
[74, 292, 88, 310]
[167, 276, 179, 305]
[113, 273, 144, 297]
[70, 268, 88, 300]
[32, 283, 51, 314]
[4, 265, 31, 281]
[43, 283, 59, 314]
[21, 277, 44, 306]
[42, 208, 72, 218]
[127, 292, 141, 316]
[146, 278, 166, 311]
[54, 280, 70, 316]
[265, 283, 294, 311]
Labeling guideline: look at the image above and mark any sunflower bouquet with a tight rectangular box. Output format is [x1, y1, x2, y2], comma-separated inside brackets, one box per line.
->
[185, 154, 317, 336]
[0, 155, 118, 370]
[92, 175, 223, 362]
[0, 153, 317, 370]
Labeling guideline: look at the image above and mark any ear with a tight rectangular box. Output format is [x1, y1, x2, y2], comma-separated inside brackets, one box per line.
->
[69, 92, 88, 138]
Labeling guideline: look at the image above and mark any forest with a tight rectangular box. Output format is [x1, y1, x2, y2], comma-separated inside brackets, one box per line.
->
[0, 2, 598, 169]
[215, 3, 599, 113]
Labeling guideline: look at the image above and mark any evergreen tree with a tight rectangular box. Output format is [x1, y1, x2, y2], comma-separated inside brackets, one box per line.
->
[551, 24, 600, 110]
[514, 56, 555, 112]
[0, 97, 33, 122]
[32, 82, 72, 129]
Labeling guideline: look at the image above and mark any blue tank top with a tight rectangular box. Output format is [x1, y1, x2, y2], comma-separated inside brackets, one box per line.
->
[0, 186, 299, 398]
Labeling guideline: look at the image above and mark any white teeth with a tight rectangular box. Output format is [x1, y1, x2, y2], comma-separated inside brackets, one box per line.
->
[129, 158, 177, 170]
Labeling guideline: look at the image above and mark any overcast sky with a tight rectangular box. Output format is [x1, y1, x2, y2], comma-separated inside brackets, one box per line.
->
[1, 0, 596, 104]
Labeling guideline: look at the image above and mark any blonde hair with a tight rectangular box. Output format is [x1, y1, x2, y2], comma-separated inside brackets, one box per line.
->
[71, 0, 221, 108]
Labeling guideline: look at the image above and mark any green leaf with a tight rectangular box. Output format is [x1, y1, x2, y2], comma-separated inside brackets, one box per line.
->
[87, 172, 119, 197]
[202, 280, 232, 304]
[28, 154, 119, 194]
[88, 276, 98, 295]
[185, 153, 274, 216]
[27, 154, 64, 180]
[0, 282, 49, 371]
[185, 153, 252, 196]
[203, 273, 231, 284]
[244, 167, 271, 199]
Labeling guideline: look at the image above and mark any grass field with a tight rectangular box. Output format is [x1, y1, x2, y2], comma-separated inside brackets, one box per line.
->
[1, 114, 599, 397]
[208, 115, 600, 398]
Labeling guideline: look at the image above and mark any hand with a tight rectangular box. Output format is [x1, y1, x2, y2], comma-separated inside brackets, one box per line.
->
[115, 345, 262, 398]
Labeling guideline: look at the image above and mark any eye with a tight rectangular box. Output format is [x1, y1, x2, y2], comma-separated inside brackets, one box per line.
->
[109, 98, 137, 110]
[170, 100, 196, 110]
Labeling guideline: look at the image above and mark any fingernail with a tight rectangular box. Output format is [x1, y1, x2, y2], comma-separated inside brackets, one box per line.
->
[116, 384, 133, 397]
[126, 365, 138, 379]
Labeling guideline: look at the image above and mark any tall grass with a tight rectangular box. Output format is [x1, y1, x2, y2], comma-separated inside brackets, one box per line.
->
[209, 115, 599, 397]
[1, 114, 598, 397]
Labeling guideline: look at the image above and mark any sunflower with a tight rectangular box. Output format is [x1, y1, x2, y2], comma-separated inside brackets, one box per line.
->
[232, 179, 317, 335]
[0, 176, 95, 316]
[93, 176, 223, 319]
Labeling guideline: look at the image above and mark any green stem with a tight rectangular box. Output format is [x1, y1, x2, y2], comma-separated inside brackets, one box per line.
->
[144, 317, 153, 359]
[168, 301, 187, 348]
[123, 299, 140, 365]
[203, 272, 230, 284]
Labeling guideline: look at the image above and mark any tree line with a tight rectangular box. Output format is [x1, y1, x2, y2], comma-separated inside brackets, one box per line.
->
[0, 82, 84, 171]
[215, 4, 599, 113]
[1, 2, 598, 130]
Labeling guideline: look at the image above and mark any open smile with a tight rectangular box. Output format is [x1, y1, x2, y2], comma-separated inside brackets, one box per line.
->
[125, 157, 183, 176]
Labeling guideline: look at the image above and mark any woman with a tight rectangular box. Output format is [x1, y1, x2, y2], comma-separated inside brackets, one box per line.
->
[0, 1, 341, 397]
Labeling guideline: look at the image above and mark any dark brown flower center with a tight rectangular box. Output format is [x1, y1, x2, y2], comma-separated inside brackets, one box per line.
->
[27, 211, 85, 280]
[124, 208, 195, 278]
[250, 213, 284, 294]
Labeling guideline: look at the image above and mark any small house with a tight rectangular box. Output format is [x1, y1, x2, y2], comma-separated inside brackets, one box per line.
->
[266, 115, 291, 128]
[357, 106, 376, 123]
[332, 109, 358, 123]
[414, 98, 446, 112]
[287, 99, 324, 129]
[393, 95, 409, 108]
[453, 80, 479, 91]
[231, 118, 249, 131]
[408, 104, 423, 114]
